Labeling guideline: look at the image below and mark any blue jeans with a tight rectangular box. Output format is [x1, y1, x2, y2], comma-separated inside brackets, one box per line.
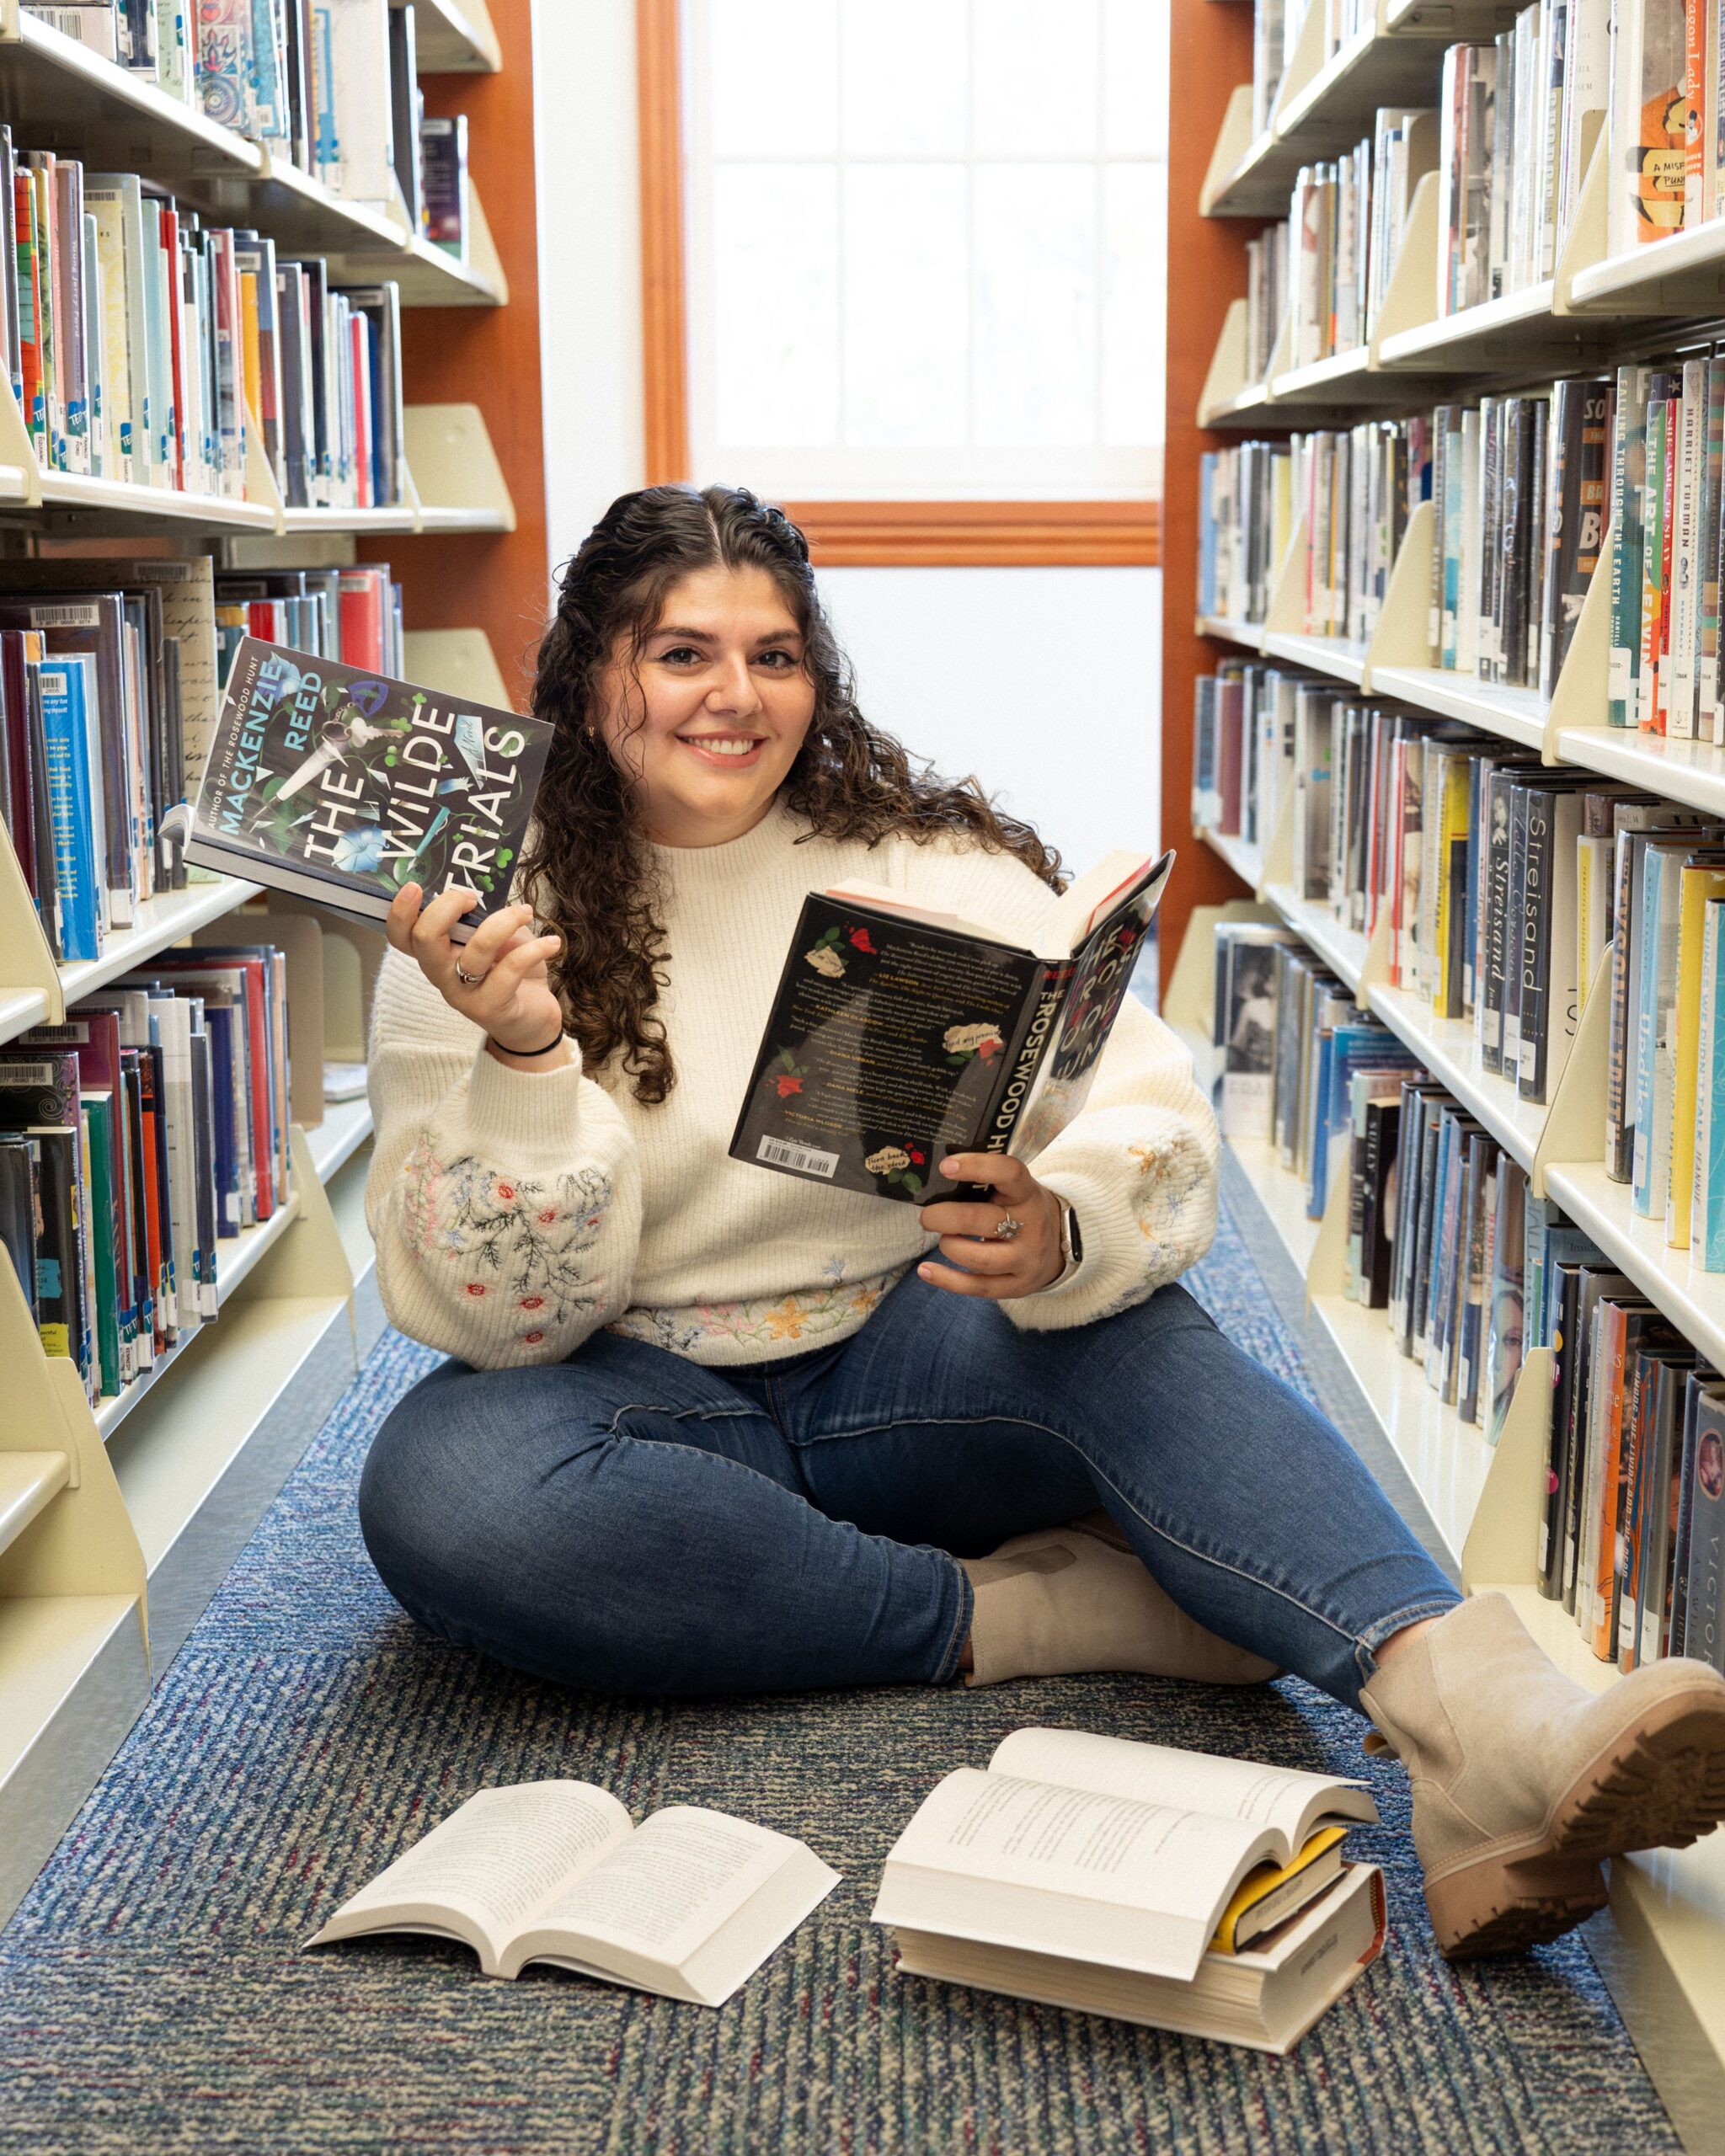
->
[359, 1270, 1460, 1713]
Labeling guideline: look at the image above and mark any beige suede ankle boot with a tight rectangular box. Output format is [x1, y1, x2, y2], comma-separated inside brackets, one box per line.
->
[1359, 1593, 1725, 1958]
[960, 1508, 1279, 1688]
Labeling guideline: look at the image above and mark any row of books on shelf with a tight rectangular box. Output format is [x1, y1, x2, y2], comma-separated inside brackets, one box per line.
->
[0, 552, 406, 966]
[1433, 3, 1594, 316]
[21, 0, 470, 249]
[1210, 917, 1725, 1673]
[1198, 669, 1725, 1256]
[1250, 0, 1370, 138]
[1198, 423, 1427, 647]
[1245, 108, 1433, 376]
[1238, 0, 1725, 280]
[3, 133, 411, 510]
[0, 950, 291, 1406]
[1201, 344, 1705, 715]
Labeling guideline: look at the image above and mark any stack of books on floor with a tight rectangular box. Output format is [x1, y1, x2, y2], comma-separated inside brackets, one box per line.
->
[307, 1727, 1387, 2050]
[0, 953, 292, 1408]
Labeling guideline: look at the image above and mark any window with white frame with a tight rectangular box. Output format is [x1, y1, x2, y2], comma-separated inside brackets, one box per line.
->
[681, 0, 1167, 501]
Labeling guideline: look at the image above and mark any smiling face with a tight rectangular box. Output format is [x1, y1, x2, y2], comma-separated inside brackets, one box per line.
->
[595, 563, 818, 848]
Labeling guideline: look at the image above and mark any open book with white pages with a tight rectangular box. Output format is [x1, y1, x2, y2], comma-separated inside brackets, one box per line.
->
[869, 1727, 1385, 2053]
[304, 1782, 840, 2007]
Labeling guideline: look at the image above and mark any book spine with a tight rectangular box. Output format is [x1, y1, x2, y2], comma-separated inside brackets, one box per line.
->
[35, 659, 101, 963]
[980, 960, 1077, 1176]
[1682, 1390, 1725, 1673]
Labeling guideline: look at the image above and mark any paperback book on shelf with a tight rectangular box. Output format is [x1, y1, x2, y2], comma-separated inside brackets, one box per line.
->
[870, 1726, 1384, 2054]
[178, 638, 553, 937]
[307, 1780, 840, 2006]
[730, 850, 1173, 1206]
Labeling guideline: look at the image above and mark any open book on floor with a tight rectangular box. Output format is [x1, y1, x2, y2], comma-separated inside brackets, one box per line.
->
[304, 1781, 840, 2006]
[869, 1726, 1384, 2053]
[731, 848, 1174, 1205]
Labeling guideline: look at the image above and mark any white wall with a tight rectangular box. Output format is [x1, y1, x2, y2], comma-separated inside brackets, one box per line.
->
[531, 7, 1162, 864]
[533, 0, 644, 585]
[816, 567, 1162, 871]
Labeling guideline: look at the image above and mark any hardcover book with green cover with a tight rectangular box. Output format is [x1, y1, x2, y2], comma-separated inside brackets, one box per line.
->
[179, 638, 554, 937]
[730, 849, 1175, 1205]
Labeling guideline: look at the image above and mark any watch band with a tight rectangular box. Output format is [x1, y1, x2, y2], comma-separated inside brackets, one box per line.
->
[1055, 1198, 1084, 1280]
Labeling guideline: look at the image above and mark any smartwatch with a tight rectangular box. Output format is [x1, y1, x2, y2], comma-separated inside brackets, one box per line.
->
[1055, 1198, 1084, 1281]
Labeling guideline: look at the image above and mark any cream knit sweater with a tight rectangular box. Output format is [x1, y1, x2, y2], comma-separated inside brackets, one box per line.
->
[365, 798, 1219, 1369]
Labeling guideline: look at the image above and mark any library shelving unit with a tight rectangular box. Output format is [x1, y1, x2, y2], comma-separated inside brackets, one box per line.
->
[1164, 2, 1725, 2132]
[0, 0, 548, 1927]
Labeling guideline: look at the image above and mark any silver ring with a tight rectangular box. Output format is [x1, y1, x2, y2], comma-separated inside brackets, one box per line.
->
[991, 1211, 1023, 1241]
[452, 958, 488, 989]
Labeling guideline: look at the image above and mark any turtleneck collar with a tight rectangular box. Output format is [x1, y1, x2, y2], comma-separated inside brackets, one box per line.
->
[647, 794, 809, 883]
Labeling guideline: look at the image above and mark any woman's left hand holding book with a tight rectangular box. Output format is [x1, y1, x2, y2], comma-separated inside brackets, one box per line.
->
[386, 882, 572, 1071]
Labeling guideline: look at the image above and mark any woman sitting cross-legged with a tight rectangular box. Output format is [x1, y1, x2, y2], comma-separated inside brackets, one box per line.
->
[359, 483, 1725, 1961]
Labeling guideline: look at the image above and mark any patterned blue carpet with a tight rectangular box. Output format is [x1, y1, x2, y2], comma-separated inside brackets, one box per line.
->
[0, 1197, 1681, 2153]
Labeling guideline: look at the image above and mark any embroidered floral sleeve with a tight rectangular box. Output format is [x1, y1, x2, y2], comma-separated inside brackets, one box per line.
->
[366, 950, 644, 1369]
[1002, 993, 1220, 1333]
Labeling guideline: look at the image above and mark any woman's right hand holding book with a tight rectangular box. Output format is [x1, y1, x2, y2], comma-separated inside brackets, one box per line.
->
[387, 883, 572, 1070]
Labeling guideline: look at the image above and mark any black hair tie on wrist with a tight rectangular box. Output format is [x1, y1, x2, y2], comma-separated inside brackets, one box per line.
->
[490, 1029, 566, 1059]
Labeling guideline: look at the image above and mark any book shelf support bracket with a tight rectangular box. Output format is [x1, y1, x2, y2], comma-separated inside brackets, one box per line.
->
[1541, 518, 1615, 760]
[1267, 0, 1327, 141]
[1362, 497, 1438, 685]
[1198, 83, 1256, 218]
[1263, 519, 1310, 635]
[1367, 171, 1439, 362]
[0, 826, 66, 1026]
[248, 1128, 357, 1307]
[1552, 125, 1609, 314]
[1529, 943, 1612, 1199]
[1306, 1145, 1352, 1306]
[1359, 907, 1391, 1006]
[403, 404, 516, 529]
[1163, 899, 1280, 1041]
[1197, 300, 1250, 430]
[1458, 1347, 1551, 1594]
[465, 185, 510, 309]
[0, 1266, 149, 1658]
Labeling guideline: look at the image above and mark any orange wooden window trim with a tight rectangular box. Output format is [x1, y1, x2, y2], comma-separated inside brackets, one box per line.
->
[638, 0, 691, 487]
[634, 0, 1159, 567]
[781, 500, 1159, 567]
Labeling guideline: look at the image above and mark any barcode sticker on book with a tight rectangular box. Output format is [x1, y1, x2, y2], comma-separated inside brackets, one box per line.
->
[0, 1063, 57, 1086]
[756, 1134, 839, 1178]
[27, 603, 102, 628]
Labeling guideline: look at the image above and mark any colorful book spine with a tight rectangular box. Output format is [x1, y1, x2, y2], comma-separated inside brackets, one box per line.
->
[35, 659, 101, 963]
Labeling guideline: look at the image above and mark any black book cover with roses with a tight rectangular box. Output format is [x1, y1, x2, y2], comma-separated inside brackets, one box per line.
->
[730, 849, 1175, 1204]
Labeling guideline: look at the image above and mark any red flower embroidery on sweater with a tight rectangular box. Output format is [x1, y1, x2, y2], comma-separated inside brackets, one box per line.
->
[496, 1182, 515, 1201]
[521, 1295, 544, 1310]
[521, 1330, 545, 1346]
[466, 1282, 487, 1297]
[538, 1209, 557, 1225]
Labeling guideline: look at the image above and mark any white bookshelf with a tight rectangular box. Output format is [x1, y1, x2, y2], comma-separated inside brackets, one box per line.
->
[414, 0, 503, 71]
[0, 3, 506, 307]
[0, 0, 518, 1938]
[1184, 7, 1725, 2130]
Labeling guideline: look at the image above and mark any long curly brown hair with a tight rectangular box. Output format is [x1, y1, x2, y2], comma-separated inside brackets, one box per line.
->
[520, 483, 1066, 1104]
